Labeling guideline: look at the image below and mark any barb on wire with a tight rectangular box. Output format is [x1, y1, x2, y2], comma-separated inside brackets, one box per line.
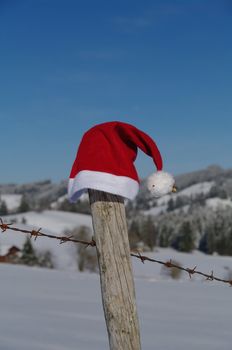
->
[1, 218, 232, 286]
[30, 228, 42, 241]
[0, 218, 12, 232]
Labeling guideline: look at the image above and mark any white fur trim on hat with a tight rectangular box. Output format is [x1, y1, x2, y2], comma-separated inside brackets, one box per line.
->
[68, 170, 139, 202]
[147, 171, 175, 197]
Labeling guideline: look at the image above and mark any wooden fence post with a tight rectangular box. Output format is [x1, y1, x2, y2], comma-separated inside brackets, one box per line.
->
[88, 189, 141, 350]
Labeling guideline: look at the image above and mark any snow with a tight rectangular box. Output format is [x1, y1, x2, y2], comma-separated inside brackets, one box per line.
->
[206, 197, 232, 210]
[144, 204, 167, 216]
[177, 181, 214, 197]
[1, 208, 232, 349]
[0, 210, 93, 270]
[50, 194, 68, 208]
[0, 262, 231, 350]
[1, 210, 232, 279]
[156, 181, 214, 206]
[0, 194, 22, 210]
[4, 210, 93, 233]
[0, 244, 11, 256]
[132, 248, 232, 281]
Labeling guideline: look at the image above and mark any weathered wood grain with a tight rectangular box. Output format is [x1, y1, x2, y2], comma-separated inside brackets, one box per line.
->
[89, 189, 141, 350]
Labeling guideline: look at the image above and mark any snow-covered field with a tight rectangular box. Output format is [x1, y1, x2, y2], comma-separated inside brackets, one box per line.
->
[1, 210, 232, 349]
[0, 210, 92, 270]
[1, 210, 232, 280]
[3, 210, 92, 233]
[0, 263, 231, 350]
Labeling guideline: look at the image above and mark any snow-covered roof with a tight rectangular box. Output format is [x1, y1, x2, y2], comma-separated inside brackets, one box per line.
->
[0, 245, 20, 256]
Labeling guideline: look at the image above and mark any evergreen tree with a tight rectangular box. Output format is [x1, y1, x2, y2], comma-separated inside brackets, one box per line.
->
[58, 198, 90, 214]
[37, 250, 54, 268]
[209, 185, 219, 198]
[198, 233, 208, 253]
[20, 237, 38, 266]
[128, 220, 141, 249]
[194, 193, 206, 206]
[142, 215, 157, 250]
[205, 231, 216, 254]
[172, 221, 195, 252]
[159, 225, 172, 247]
[0, 200, 8, 215]
[203, 209, 227, 255]
[18, 196, 30, 213]
[167, 198, 175, 212]
[225, 229, 232, 255]
[175, 196, 184, 208]
[21, 217, 27, 224]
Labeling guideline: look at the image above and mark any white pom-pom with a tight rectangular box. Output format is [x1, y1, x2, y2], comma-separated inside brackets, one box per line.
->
[147, 171, 175, 197]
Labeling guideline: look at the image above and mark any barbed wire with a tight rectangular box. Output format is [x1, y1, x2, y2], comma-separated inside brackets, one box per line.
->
[1, 217, 232, 286]
[130, 253, 232, 285]
[0, 218, 96, 247]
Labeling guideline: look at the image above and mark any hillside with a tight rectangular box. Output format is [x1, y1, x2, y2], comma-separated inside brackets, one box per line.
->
[1, 207, 232, 279]
[0, 210, 92, 270]
[1, 165, 232, 212]
[1, 167, 232, 350]
[1, 165, 232, 258]
[128, 165, 232, 256]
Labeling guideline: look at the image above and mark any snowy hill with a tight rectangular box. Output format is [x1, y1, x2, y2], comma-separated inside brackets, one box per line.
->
[1, 208, 232, 282]
[1, 182, 232, 349]
[0, 194, 22, 210]
[1, 164, 232, 214]
[155, 181, 214, 207]
[135, 165, 232, 213]
[0, 210, 92, 270]
[4, 209, 92, 233]
[1, 164, 232, 258]
[1, 166, 232, 349]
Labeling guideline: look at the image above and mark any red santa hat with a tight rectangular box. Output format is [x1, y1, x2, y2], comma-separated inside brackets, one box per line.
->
[68, 121, 175, 202]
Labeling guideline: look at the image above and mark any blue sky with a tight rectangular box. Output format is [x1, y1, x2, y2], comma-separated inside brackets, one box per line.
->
[0, 0, 232, 184]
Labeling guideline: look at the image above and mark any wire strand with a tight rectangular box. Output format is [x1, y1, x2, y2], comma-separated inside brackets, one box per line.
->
[1, 218, 231, 286]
